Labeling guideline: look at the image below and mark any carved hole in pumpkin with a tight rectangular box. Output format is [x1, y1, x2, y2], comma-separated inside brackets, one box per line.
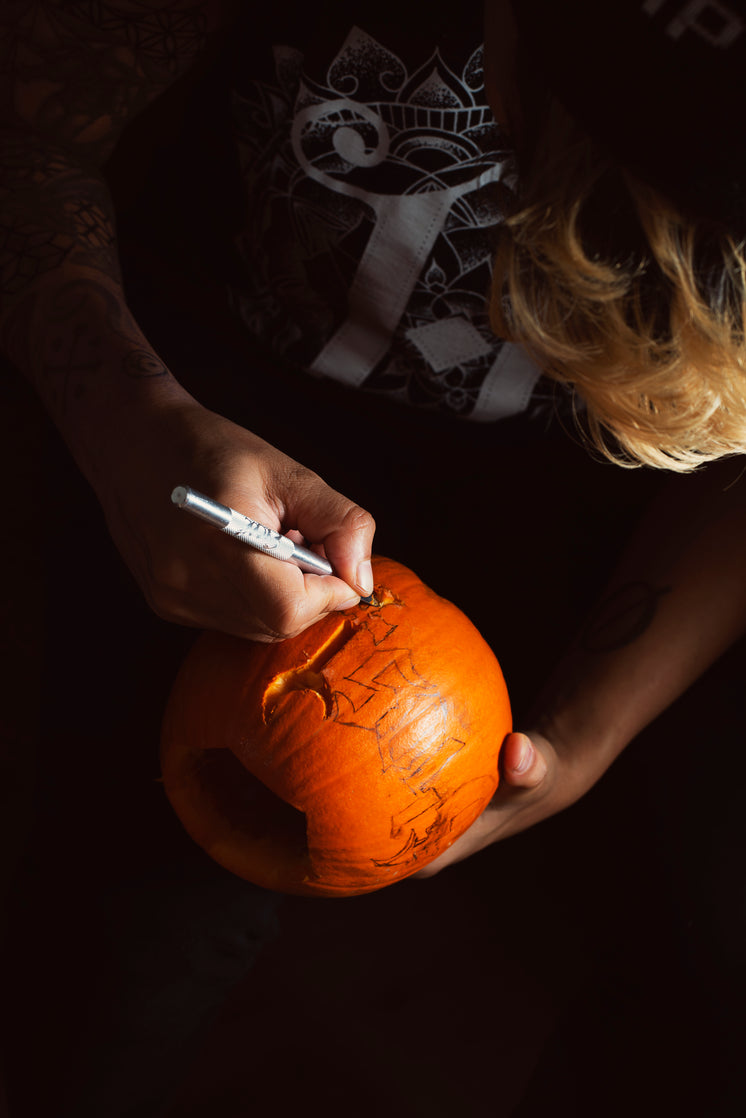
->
[370, 585, 398, 607]
[262, 616, 359, 723]
[191, 747, 308, 857]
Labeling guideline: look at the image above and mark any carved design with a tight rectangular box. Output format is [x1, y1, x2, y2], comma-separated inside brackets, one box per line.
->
[255, 594, 483, 874]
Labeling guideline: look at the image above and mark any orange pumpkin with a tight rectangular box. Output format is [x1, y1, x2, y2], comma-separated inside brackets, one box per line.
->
[160, 556, 511, 896]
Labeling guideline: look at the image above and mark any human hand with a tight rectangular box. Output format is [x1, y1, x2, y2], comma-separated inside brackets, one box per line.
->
[87, 397, 375, 640]
[415, 728, 591, 876]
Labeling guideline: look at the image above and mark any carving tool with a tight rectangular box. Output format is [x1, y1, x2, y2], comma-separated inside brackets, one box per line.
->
[171, 485, 334, 576]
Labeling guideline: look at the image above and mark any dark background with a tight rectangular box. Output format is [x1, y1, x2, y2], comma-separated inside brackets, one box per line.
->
[2, 56, 746, 1118]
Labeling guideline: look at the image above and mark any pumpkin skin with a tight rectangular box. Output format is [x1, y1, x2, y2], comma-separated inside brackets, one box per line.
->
[160, 556, 511, 897]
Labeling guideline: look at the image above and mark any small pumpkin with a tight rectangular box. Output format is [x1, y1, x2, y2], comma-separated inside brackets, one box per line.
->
[160, 556, 511, 896]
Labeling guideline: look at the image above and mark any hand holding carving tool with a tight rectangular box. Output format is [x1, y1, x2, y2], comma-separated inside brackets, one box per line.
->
[171, 485, 335, 576]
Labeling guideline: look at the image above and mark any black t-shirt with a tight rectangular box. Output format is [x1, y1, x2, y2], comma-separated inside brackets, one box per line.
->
[220, 1, 571, 422]
[133, 2, 570, 426]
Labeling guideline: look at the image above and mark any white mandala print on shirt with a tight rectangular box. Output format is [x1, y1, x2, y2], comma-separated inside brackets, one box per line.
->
[232, 26, 544, 420]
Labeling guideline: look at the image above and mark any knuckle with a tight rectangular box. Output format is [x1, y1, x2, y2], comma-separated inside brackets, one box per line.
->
[140, 567, 199, 628]
[145, 574, 183, 618]
[271, 461, 319, 500]
[262, 600, 306, 642]
[145, 589, 189, 626]
[347, 505, 376, 536]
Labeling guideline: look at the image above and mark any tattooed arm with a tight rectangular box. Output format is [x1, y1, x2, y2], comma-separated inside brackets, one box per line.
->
[421, 458, 746, 870]
[0, 1, 375, 639]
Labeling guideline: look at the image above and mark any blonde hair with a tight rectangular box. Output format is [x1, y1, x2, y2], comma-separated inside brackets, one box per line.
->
[490, 101, 746, 470]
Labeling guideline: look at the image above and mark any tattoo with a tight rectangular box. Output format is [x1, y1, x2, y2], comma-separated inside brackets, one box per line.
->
[0, 2, 212, 326]
[1, 2, 210, 156]
[64, 1, 210, 71]
[0, 135, 118, 301]
[3, 275, 167, 415]
[121, 349, 169, 378]
[580, 581, 672, 653]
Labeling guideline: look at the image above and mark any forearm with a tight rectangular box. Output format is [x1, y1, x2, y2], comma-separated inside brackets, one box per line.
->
[0, 2, 222, 458]
[0, 3, 375, 645]
[534, 459, 746, 786]
[420, 462, 746, 869]
[0, 134, 195, 481]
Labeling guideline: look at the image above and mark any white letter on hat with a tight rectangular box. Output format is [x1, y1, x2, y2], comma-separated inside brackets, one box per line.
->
[643, 0, 744, 46]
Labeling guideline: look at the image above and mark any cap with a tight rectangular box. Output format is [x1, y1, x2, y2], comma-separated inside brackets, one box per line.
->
[510, 0, 746, 232]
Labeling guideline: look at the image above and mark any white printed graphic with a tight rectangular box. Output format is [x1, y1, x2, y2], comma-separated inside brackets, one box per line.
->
[407, 317, 493, 372]
[233, 27, 546, 420]
[291, 95, 507, 386]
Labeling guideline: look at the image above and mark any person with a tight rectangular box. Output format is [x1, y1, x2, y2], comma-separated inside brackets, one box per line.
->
[1, 0, 746, 1111]
[3, 0, 746, 853]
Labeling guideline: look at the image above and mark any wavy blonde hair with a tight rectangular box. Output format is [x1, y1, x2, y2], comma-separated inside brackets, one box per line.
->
[490, 101, 746, 470]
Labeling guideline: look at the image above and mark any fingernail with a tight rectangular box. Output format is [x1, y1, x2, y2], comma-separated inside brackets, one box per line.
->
[512, 737, 534, 774]
[356, 559, 374, 596]
[338, 594, 361, 611]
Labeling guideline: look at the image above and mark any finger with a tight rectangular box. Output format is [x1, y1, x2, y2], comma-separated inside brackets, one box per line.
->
[414, 808, 500, 877]
[232, 551, 359, 638]
[501, 732, 548, 789]
[290, 487, 376, 599]
[158, 495, 365, 638]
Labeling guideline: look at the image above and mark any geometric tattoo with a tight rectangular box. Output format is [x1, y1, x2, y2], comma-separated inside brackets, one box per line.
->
[580, 581, 672, 652]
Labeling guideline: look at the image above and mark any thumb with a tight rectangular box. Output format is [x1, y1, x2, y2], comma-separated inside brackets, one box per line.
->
[501, 731, 548, 789]
[294, 484, 376, 598]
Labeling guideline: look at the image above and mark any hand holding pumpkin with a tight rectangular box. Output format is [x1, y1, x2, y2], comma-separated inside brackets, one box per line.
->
[86, 396, 376, 641]
[412, 731, 558, 875]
